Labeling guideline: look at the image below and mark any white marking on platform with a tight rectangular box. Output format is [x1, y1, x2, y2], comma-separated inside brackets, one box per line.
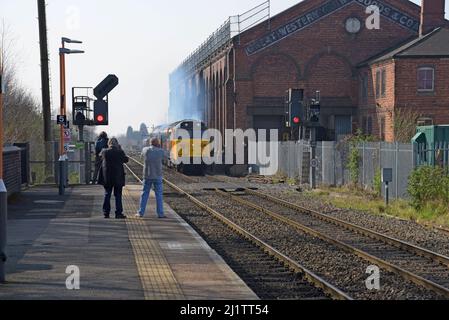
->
[34, 200, 64, 204]
[161, 242, 205, 250]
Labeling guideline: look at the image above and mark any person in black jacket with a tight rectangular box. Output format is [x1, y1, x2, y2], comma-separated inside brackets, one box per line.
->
[98, 138, 129, 219]
[92, 132, 109, 184]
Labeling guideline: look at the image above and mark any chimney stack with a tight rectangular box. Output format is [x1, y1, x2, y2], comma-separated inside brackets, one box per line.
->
[420, 0, 446, 36]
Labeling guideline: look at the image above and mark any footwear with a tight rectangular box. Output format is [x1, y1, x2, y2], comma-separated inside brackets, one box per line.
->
[104, 213, 110, 219]
[135, 213, 144, 218]
[115, 214, 127, 219]
[158, 215, 166, 219]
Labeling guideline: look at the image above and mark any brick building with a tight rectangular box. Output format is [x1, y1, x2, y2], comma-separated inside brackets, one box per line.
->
[169, 0, 449, 142]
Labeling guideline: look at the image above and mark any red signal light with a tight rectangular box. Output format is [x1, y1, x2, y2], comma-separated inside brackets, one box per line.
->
[293, 117, 300, 124]
[96, 115, 105, 123]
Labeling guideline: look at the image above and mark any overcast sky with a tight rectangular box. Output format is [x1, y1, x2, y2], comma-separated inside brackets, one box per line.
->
[1, 0, 447, 136]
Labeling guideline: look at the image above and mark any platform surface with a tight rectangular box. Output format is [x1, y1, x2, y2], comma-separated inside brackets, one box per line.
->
[0, 184, 257, 300]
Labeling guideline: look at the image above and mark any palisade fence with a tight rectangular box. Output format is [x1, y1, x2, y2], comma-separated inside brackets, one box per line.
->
[276, 141, 418, 199]
[414, 142, 449, 170]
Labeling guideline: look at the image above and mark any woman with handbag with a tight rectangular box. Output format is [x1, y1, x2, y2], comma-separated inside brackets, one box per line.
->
[98, 138, 129, 219]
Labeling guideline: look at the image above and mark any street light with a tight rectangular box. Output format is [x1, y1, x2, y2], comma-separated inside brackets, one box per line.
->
[59, 48, 85, 55]
[62, 37, 83, 44]
[58, 37, 84, 196]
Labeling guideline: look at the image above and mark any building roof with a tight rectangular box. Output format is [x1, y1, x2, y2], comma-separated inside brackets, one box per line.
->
[359, 27, 449, 66]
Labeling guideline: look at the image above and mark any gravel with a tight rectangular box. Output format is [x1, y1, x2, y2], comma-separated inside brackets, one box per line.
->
[127, 164, 449, 300]
[192, 191, 443, 300]
[164, 191, 330, 300]
[216, 175, 449, 259]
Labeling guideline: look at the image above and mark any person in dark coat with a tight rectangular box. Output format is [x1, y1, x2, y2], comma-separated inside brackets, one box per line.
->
[98, 138, 129, 219]
[92, 132, 109, 184]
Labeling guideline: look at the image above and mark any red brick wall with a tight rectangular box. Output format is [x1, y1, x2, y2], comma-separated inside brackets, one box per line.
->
[359, 57, 449, 142]
[359, 60, 396, 141]
[395, 58, 449, 124]
[252, 53, 299, 97]
[232, 0, 419, 130]
[2, 147, 22, 196]
[305, 53, 354, 98]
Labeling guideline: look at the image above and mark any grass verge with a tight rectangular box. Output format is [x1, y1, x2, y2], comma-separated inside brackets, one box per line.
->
[306, 186, 449, 228]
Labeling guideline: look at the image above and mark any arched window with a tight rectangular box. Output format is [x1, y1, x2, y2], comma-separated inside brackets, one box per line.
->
[417, 67, 435, 91]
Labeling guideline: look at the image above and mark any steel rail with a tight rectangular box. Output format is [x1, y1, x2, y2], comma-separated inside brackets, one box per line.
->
[125, 156, 352, 300]
[202, 173, 449, 268]
[215, 189, 449, 298]
[124, 163, 143, 183]
[133, 163, 449, 267]
[243, 188, 449, 268]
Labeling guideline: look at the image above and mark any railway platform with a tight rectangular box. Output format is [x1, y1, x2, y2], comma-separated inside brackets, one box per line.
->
[0, 184, 257, 300]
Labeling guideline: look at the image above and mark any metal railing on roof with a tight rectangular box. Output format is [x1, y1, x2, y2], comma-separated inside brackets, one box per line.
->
[171, 0, 270, 81]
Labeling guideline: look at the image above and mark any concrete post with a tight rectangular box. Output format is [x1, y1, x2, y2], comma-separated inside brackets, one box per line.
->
[395, 142, 399, 199]
[362, 142, 365, 187]
[310, 127, 317, 189]
[0, 179, 7, 283]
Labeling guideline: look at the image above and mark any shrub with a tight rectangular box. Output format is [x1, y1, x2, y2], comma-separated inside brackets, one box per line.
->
[343, 130, 377, 187]
[408, 166, 449, 210]
[348, 147, 360, 186]
[373, 168, 382, 198]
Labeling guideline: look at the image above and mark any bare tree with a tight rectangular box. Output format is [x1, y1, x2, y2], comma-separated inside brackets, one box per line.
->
[1, 21, 44, 152]
[394, 107, 421, 143]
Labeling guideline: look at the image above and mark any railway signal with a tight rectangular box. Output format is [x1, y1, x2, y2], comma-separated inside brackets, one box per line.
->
[310, 91, 321, 123]
[310, 103, 320, 123]
[94, 99, 108, 125]
[285, 88, 304, 141]
[94, 74, 119, 99]
[286, 89, 304, 128]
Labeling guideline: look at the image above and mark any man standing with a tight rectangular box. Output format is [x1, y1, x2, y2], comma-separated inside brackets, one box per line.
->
[92, 132, 109, 184]
[136, 138, 166, 218]
[98, 138, 129, 219]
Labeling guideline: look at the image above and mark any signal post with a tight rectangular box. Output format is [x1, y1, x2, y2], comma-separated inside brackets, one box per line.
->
[285, 89, 321, 189]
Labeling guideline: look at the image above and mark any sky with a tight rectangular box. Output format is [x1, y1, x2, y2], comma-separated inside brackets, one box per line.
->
[1, 0, 448, 136]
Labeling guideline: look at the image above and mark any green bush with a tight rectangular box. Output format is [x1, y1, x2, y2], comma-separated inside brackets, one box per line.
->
[373, 168, 382, 197]
[348, 147, 360, 186]
[408, 166, 449, 210]
[344, 130, 377, 187]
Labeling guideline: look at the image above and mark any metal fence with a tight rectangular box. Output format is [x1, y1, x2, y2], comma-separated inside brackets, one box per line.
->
[171, 0, 271, 78]
[414, 142, 449, 171]
[277, 141, 416, 199]
[29, 141, 94, 185]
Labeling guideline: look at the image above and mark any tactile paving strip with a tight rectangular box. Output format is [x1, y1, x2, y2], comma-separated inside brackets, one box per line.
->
[123, 188, 185, 300]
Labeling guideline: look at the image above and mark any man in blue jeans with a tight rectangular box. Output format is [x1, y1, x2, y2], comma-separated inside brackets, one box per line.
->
[136, 138, 167, 218]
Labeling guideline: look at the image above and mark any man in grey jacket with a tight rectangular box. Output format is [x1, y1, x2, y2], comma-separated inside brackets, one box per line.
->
[136, 138, 167, 218]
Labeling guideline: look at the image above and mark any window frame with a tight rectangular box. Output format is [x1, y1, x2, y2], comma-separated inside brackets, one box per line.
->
[381, 68, 387, 97]
[417, 117, 434, 126]
[417, 67, 435, 92]
[375, 70, 381, 98]
[375, 68, 387, 98]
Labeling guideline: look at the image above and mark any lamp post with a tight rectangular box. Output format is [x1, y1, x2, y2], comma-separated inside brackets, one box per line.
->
[58, 38, 84, 195]
[0, 43, 7, 283]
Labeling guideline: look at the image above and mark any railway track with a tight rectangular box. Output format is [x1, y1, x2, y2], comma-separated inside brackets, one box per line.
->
[124, 155, 449, 299]
[202, 175, 449, 297]
[124, 156, 349, 300]
[215, 189, 449, 296]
